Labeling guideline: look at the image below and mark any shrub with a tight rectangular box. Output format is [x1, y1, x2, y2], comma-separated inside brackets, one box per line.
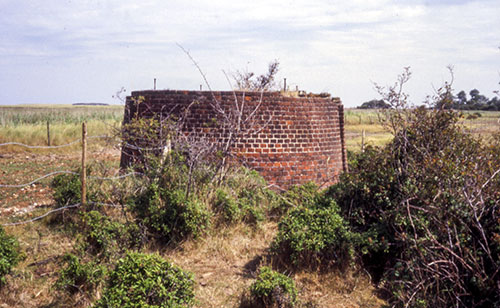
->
[250, 266, 297, 308]
[0, 226, 20, 286]
[329, 71, 500, 307]
[270, 182, 323, 217]
[56, 254, 105, 294]
[272, 186, 358, 269]
[131, 184, 211, 242]
[214, 188, 265, 225]
[80, 211, 141, 259]
[52, 171, 83, 206]
[94, 252, 195, 308]
[51, 168, 100, 207]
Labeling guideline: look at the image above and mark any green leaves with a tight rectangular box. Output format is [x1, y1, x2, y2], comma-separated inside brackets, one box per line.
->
[94, 252, 195, 308]
[0, 226, 20, 286]
[272, 184, 357, 269]
[250, 266, 296, 308]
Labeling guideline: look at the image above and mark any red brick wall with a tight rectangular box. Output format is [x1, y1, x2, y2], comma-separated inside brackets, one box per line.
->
[120, 90, 347, 189]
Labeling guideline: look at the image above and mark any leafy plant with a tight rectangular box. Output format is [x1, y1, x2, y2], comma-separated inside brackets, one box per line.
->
[250, 266, 297, 308]
[79, 211, 141, 259]
[56, 254, 105, 294]
[330, 69, 500, 307]
[94, 252, 195, 308]
[214, 188, 265, 225]
[272, 185, 359, 269]
[51, 168, 99, 206]
[0, 226, 20, 286]
[52, 171, 83, 206]
[131, 184, 211, 242]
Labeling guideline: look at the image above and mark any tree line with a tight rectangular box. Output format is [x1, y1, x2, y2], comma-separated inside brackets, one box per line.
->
[358, 88, 500, 111]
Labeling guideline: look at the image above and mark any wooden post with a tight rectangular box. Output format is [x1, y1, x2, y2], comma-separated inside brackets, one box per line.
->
[361, 129, 366, 153]
[47, 121, 50, 146]
[81, 122, 87, 206]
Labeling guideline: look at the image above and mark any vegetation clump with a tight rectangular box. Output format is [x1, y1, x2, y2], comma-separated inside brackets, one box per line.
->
[56, 254, 105, 295]
[131, 183, 211, 242]
[0, 226, 21, 286]
[330, 69, 500, 307]
[94, 252, 195, 308]
[79, 210, 141, 259]
[250, 266, 297, 308]
[272, 183, 360, 269]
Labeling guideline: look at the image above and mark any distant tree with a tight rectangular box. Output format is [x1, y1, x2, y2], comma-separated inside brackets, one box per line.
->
[449, 88, 500, 110]
[469, 88, 488, 106]
[455, 90, 467, 105]
[357, 99, 391, 109]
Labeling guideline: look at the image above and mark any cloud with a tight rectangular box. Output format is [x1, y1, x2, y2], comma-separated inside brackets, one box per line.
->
[0, 0, 498, 106]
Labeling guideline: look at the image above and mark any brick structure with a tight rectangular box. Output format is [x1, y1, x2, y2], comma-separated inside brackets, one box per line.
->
[120, 90, 347, 189]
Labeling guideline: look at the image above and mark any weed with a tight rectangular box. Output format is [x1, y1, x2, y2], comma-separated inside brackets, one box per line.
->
[56, 254, 105, 295]
[131, 184, 211, 242]
[0, 226, 21, 286]
[250, 266, 297, 308]
[94, 252, 195, 308]
[79, 211, 140, 259]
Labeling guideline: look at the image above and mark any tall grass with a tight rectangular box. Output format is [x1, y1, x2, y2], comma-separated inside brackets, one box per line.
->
[0, 105, 124, 153]
[0, 105, 123, 126]
[344, 109, 500, 152]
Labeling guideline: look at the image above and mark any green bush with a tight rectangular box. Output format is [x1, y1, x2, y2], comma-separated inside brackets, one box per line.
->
[0, 226, 20, 285]
[51, 168, 99, 206]
[329, 87, 500, 307]
[250, 266, 297, 308]
[80, 211, 141, 259]
[131, 184, 211, 242]
[270, 182, 323, 217]
[52, 171, 83, 206]
[214, 188, 265, 225]
[221, 167, 280, 223]
[94, 252, 195, 308]
[271, 185, 358, 269]
[56, 254, 105, 294]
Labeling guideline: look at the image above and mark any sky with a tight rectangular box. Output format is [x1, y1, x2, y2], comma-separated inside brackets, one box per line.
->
[0, 0, 499, 107]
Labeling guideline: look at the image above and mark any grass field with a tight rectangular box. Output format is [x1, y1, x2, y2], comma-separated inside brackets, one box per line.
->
[0, 105, 123, 153]
[344, 108, 500, 151]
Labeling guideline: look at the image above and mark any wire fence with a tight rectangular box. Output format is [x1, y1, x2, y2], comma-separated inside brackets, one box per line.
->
[0, 123, 149, 227]
[1, 202, 123, 227]
[0, 135, 112, 149]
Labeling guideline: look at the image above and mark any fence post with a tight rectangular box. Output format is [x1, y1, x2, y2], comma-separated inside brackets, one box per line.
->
[361, 129, 365, 153]
[81, 122, 87, 206]
[47, 120, 51, 146]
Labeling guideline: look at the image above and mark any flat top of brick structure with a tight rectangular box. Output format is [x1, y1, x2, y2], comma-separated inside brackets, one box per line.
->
[130, 90, 341, 102]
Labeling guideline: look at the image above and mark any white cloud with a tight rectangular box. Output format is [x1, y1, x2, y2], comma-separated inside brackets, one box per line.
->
[0, 0, 498, 106]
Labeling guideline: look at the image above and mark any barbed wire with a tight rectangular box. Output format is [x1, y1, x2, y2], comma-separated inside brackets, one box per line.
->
[122, 142, 165, 151]
[1, 202, 125, 227]
[0, 171, 79, 188]
[0, 171, 143, 188]
[88, 172, 144, 181]
[1, 203, 81, 226]
[0, 135, 112, 149]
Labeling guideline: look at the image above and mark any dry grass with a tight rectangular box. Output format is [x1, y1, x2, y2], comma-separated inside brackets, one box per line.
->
[344, 109, 500, 152]
[0, 222, 76, 308]
[0, 105, 123, 153]
[166, 222, 277, 307]
[0, 212, 385, 308]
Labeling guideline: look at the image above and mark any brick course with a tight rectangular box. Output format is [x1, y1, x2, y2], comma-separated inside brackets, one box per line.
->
[120, 90, 347, 189]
